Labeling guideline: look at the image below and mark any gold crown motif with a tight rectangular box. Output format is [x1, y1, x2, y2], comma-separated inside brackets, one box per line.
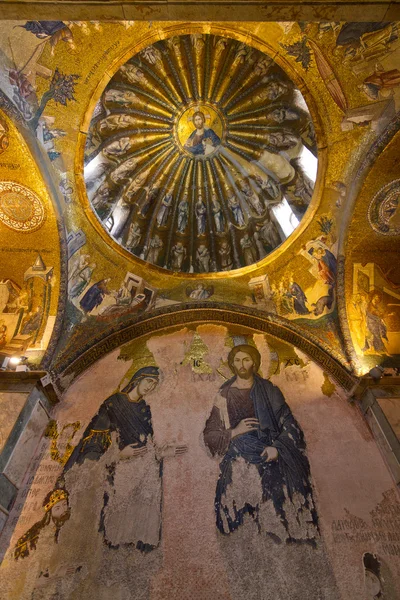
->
[44, 489, 68, 512]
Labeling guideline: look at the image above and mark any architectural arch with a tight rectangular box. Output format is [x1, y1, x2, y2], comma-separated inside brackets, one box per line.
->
[54, 302, 356, 392]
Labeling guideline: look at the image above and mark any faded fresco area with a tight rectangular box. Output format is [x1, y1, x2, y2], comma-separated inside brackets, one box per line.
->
[0, 326, 399, 599]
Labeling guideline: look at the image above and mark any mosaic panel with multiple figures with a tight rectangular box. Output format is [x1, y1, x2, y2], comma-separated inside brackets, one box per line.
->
[84, 34, 317, 273]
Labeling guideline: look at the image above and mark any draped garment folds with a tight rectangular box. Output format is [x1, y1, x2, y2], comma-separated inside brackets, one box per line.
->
[203, 375, 318, 542]
[63, 390, 162, 552]
[184, 128, 221, 155]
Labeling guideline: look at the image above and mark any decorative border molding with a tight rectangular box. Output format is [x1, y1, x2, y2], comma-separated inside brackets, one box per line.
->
[336, 255, 361, 374]
[0, 181, 46, 232]
[54, 302, 356, 392]
[0, 3, 396, 22]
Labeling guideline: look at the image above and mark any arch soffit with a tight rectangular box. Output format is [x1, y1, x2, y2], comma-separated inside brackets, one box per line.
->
[14, 118, 70, 369]
[0, 107, 67, 367]
[335, 114, 400, 373]
[55, 303, 357, 394]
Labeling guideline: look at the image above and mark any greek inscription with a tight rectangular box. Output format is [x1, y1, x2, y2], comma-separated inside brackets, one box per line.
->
[0, 162, 20, 169]
[0, 247, 52, 253]
[84, 42, 120, 84]
[331, 496, 400, 557]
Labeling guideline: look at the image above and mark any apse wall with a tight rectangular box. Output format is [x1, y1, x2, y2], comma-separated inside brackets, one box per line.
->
[0, 325, 399, 600]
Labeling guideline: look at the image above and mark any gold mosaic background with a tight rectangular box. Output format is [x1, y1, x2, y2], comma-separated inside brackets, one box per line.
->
[0, 20, 398, 374]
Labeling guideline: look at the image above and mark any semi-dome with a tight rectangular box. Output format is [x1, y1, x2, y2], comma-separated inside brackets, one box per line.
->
[84, 34, 318, 273]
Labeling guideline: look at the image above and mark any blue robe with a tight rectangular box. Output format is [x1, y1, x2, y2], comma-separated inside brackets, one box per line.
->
[64, 392, 153, 467]
[290, 282, 310, 315]
[321, 249, 337, 284]
[204, 375, 317, 540]
[79, 280, 108, 313]
[21, 21, 67, 37]
[63, 392, 159, 552]
[185, 128, 221, 156]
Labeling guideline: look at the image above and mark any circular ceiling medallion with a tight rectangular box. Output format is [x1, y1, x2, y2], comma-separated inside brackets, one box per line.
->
[176, 103, 225, 157]
[368, 179, 400, 236]
[84, 34, 318, 273]
[0, 182, 46, 232]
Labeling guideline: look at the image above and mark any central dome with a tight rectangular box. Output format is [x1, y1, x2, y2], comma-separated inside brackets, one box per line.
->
[84, 34, 318, 273]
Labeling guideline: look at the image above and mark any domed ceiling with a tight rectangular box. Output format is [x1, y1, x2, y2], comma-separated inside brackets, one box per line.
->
[84, 34, 318, 273]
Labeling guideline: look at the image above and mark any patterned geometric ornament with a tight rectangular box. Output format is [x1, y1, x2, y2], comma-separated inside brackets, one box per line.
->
[368, 179, 400, 236]
[0, 181, 46, 233]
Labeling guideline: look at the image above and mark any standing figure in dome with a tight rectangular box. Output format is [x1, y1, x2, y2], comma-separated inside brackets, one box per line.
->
[241, 181, 264, 216]
[255, 174, 281, 201]
[104, 89, 140, 108]
[212, 194, 224, 233]
[119, 65, 147, 86]
[141, 186, 159, 217]
[110, 157, 138, 185]
[184, 111, 221, 156]
[227, 191, 245, 226]
[147, 235, 163, 265]
[255, 214, 282, 251]
[92, 184, 112, 220]
[259, 79, 289, 102]
[103, 137, 133, 158]
[196, 244, 211, 272]
[195, 196, 207, 235]
[240, 233, 258, 265]
[140, 45, 162, 66]
[177, 192, 189, 233]
[125, 222, 141, 251]
[156, 190, 173, 227]
[171, 242, 187, 271]
[218, 240, 233, 271]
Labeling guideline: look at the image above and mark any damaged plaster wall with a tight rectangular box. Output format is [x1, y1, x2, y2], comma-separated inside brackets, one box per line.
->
[0, 325, 399, 600]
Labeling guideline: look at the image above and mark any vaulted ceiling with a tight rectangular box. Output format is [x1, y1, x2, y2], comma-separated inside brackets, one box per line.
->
[0, 17, 399, 388]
